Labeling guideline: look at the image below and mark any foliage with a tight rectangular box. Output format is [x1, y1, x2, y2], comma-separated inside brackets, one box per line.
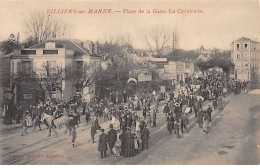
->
[195, 56, 234, 73]
[0, 34, 18, 55]
[96, 42, 133, 98]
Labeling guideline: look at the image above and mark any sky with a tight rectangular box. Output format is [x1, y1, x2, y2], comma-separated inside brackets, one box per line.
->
[0, 0, 260, 50]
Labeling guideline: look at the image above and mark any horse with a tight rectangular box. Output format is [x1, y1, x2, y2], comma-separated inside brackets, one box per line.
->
[41, 113, 73, 137]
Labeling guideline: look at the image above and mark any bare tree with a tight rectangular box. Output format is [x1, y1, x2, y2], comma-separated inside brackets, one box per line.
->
[103, 31, 133, 46]
[24, 11, 70, 43]
[65, 62, 97, 93]
[145, 25, 171, 55]
[35, 63, 64, 100]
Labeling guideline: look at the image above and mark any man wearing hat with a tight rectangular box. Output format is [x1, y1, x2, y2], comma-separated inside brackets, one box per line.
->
[206, 105, 213, 122]
[98, 129, 108, 158]
[108, 124, 117, 154]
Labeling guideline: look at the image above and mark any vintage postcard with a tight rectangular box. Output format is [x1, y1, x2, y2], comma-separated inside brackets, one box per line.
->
[0, 0, 259, 165]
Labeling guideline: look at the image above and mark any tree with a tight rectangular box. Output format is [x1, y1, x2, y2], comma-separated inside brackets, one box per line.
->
[34, 63, 64, 100]
[97, 42, 133, 97]
[0, 34, 18, 55]
[65, 62, 98, 93]
[195, 57, 234, 74]
[145, 25, 171, 56]
[24, 11, 70, 44]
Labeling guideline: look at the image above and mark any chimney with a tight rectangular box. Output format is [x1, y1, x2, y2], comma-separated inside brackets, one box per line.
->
[94, 41, 99, 55]
[89, 41, 94, 55]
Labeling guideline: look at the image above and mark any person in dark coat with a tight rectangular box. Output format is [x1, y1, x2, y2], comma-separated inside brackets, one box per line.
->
[193, 101, 199, 118]
[91, 123, 97, 143]
[98, 129, 108, 158]
[163, 103, 170, 116]
[85, 108, 91, 124]
[143, 106, 148, 118]
[166, 113, 175, 135]
[206, 105, 213, 122]
[124, 129, 135, 157]
[126, 114, 132, 128]
[180, 113, 189, 134]
[170, 91, 174, 101]
[197, 110, 204, 128]
[119, 130, 126, 156]
[108, 124, 117, 154]
[212, 96, 218, 110]
[71, 125, 77, 147]
[198, 98, 203, 109]
[152, 109, 157, 127]
[141, 125, 150, 150]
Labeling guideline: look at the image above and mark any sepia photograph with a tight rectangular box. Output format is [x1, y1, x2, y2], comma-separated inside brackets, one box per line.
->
[0, 0, 259, 165]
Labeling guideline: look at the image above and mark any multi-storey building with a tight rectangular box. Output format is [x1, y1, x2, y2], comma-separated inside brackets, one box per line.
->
[9, 39, 101, 105]
[231, 37, 260, 81]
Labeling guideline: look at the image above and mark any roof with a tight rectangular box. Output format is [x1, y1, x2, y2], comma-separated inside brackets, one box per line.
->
[29, 39, 91, 55]
[231, 37, 259, 44]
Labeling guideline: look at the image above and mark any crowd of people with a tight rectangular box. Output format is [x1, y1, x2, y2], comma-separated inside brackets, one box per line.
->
[1, 73, 249, 159]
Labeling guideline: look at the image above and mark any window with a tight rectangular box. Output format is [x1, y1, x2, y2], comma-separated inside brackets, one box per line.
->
[236, 53, 240, 59]
[236, 44, 239, 50]
[43, 50, 58, 55]
[21, 50, 36, 55]
[21, 61, 32, 77]
[244, 43, 248, 49]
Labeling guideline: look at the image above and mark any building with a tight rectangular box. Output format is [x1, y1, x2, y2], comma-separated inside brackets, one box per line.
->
[9, 39, 101, 105]
[231, 37, 260, 81]
[161, 60, 195, 83]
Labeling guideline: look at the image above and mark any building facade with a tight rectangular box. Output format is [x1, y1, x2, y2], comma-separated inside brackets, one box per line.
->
[9, 39, 101, 105]
[161, 60, 195, 83]
[231, 37, 260, 81]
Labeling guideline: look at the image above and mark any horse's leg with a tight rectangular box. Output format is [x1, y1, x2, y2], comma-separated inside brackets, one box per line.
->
[53, 127, 58, 136]
[51, 122, 58, 136]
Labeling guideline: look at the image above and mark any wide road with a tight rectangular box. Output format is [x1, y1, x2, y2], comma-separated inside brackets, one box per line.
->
[0, 92, 259, 165]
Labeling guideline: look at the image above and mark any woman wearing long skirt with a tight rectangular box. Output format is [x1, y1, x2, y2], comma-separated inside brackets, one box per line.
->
[124, 129, 136, 157]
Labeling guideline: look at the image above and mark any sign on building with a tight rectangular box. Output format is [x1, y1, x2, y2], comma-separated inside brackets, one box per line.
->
[138, 73, 152, 82]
